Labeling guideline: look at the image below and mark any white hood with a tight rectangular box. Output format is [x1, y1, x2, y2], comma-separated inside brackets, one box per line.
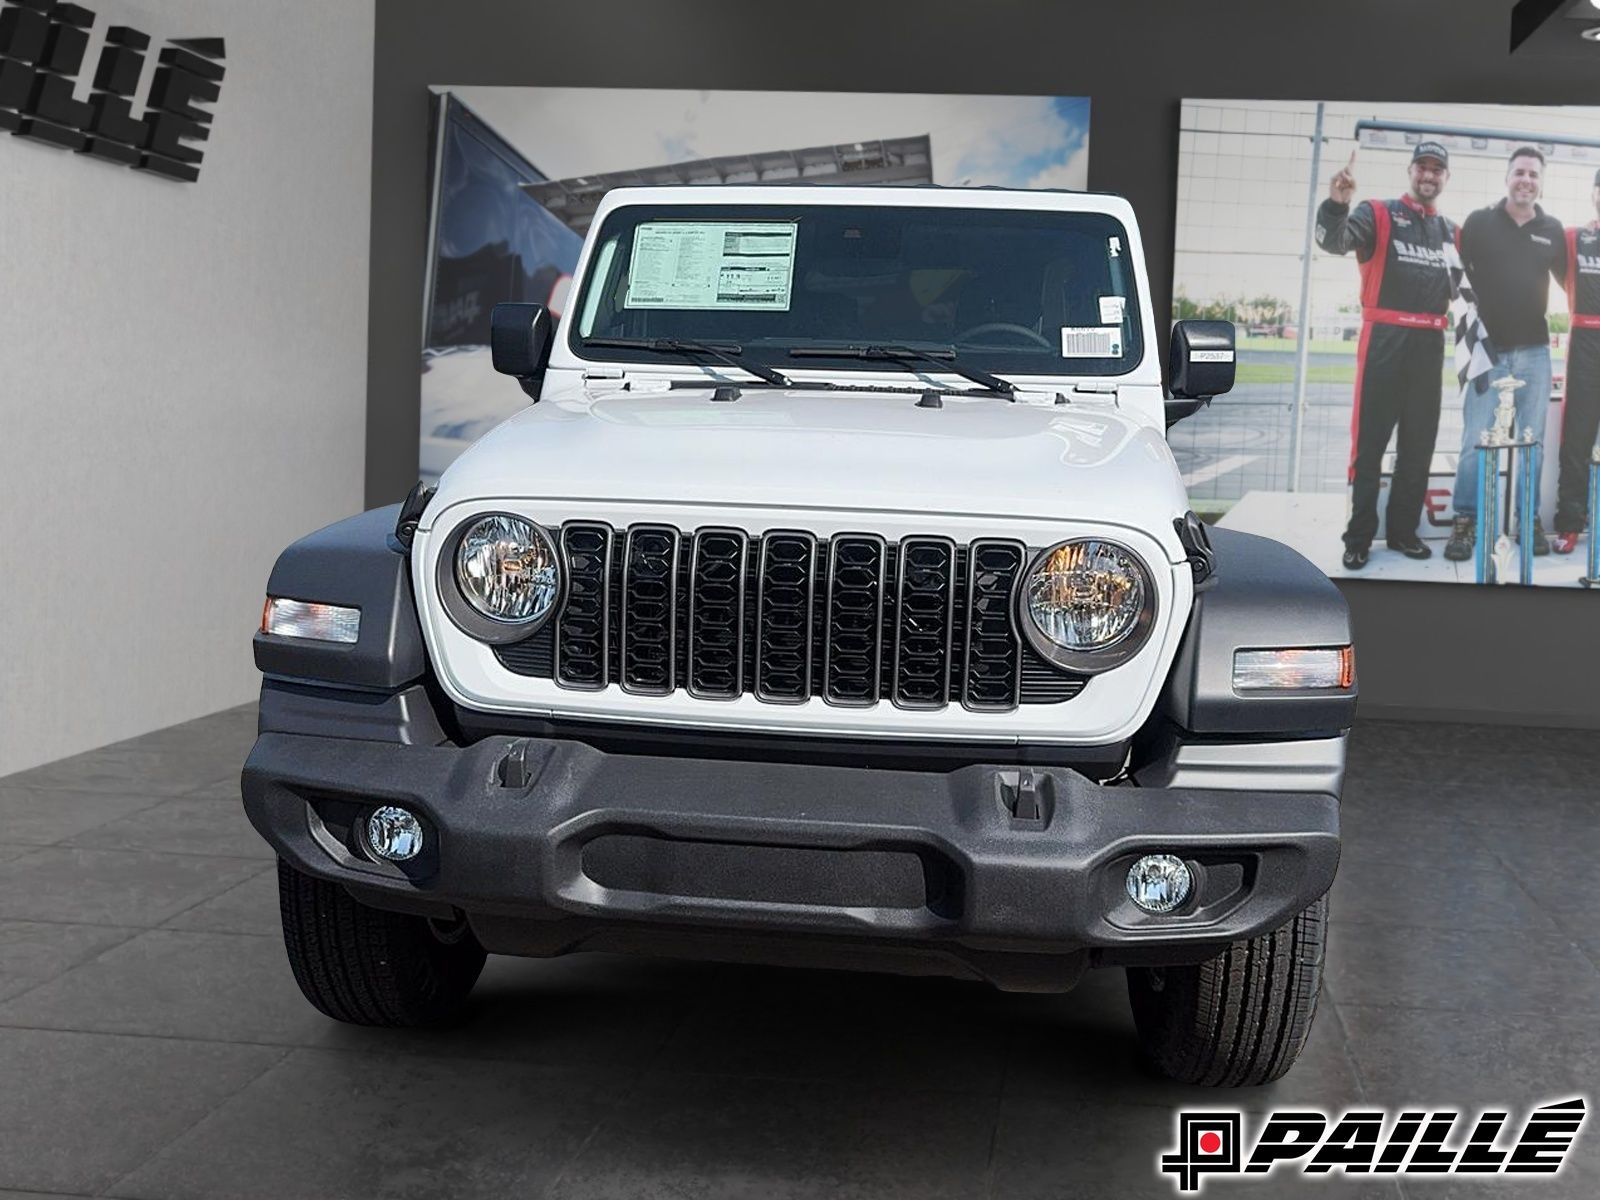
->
[425, 386, 1188, 556]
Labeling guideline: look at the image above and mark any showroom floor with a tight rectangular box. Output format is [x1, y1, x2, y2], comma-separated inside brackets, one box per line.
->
[0, 709, 1594, 1199]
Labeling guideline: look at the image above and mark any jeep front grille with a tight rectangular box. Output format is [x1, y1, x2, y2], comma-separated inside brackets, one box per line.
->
[494, 524, 1086, 712]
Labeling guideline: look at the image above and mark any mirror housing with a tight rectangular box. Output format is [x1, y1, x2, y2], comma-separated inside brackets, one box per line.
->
[490, 303, 554, 392]
[1167, 320, 1236, 425]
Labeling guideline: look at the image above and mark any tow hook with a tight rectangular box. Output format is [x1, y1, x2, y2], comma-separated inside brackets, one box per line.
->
[997, 769, 1054, 823]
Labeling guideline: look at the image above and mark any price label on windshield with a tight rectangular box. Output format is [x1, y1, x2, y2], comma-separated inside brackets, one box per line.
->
[624, 222, 797, 311]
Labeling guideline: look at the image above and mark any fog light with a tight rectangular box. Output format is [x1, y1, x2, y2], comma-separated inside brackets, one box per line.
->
[1126, 854, 1193, 914]
[366, 806, 423, 862]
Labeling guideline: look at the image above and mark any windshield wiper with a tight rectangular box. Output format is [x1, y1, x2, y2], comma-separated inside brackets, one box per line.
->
[582, 336, 793, 388]
[788, 343, 1015, 397]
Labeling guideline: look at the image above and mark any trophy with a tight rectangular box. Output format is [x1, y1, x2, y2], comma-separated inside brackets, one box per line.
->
[1491, 375, 1520, 443]
[1582, 445, 1600, 589]
[1474, 375, 1539, 586]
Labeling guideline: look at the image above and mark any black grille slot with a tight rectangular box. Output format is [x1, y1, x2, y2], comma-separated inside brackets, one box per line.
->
[492, 524, 1087, 713]
[755, 532, 816, 703]
[962, 540, 1024, 711]
[893, 537, 956, 709]
[1020, 654, 1089, 704]
[823, 535, 886, 706]
[494, 623, 555, 675]
[620, 525, 679, 695]
[554, 523, 612, 690]
[687, 529, 748, 699]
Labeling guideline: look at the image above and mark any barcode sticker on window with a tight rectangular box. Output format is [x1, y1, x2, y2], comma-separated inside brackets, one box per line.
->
[1061, 327, 1122, 358]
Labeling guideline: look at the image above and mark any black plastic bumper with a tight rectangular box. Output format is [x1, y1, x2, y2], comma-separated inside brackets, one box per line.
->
[242, 729, 1339, 966]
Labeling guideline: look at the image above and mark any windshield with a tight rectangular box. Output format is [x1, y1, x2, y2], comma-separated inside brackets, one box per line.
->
[568, 202, 1141, 379]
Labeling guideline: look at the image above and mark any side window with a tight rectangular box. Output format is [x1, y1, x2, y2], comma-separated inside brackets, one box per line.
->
[577, 237, 621, 337]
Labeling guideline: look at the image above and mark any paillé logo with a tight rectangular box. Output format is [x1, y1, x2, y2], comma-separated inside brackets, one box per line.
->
[0, 0, 223, 181]
[1160, 1098, 1586, 1192]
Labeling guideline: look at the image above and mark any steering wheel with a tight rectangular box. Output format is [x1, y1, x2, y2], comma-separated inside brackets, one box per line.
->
[955, 322, 1053, 348]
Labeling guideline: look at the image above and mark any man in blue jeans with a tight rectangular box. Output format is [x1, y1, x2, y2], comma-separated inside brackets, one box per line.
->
[1446, 146, 1568, 561]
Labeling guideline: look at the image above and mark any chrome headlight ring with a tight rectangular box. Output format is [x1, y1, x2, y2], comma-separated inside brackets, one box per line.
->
[1015, 538, 1157, 674]
[435, 513, 563, 644]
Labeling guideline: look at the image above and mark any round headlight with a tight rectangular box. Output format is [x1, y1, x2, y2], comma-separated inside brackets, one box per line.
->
[1019, 539, 1155, 672]
[453, 514, 559, 626]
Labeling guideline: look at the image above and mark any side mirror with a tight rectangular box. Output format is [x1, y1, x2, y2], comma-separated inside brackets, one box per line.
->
[1167, 320, 1235, 425]
[490, 303, 554, 393]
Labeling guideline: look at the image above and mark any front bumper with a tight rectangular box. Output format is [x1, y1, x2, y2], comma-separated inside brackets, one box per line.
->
[242, 727, 1339, 976]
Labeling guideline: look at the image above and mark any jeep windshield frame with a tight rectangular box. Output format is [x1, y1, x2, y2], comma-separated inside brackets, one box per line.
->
[567, 202, 1142, 380]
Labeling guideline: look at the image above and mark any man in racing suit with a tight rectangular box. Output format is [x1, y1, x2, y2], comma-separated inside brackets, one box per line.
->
[1554, 171, 1600, 555]
[1316, 141, 1455, 571]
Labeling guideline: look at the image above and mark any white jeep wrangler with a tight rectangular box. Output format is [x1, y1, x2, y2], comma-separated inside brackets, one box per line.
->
[246, 185, 1353, 1086]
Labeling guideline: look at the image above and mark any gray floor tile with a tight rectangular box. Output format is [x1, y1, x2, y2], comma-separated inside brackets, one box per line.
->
[109, 1047, 622, 1200]
[1444, 783, 1600, 836]
[0, 920, 140, 1003]
[1001, 967, 1365, 1112]
[0, 740, 249, 799]
[1496, 853, 1600, 933]
[1563, 922, 1600, 971]
[1340, 1003, 1599, 1114]
[178, 775, 245, 803]
[0, 929, 333, 1046]
[0, 848, 261, 926]
[1408, 1169, 1600, 1200]
[0, 1027, 282, 1195]
[128, 704, 258, 756]
[1340, 819, 1505, 872]
[649, 964, 1008, 1095]
[1326, 923, 1600, 1015]
[64, 797, 272, 861]
[988, 1096, 1404, 1199]
[544, 1071, 998, 1200]
[0, 786, 169, 845]
[1330, 856, 1554, 931]
[0, 846, 39, 866]
[312, 951, 707, 1070]
[1345, 723, 1599, 788]
[161, 868, 280, 936]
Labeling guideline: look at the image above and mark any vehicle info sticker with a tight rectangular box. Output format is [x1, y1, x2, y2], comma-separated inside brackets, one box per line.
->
[1098, 296, 1125, 324]
[624, 221, 797, 310]
[1061, 326, 1123, 357]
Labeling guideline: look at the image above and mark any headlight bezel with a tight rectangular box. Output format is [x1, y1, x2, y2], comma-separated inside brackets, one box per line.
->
[1015, 537, 1158, 674]
[435, 512, 563, 644]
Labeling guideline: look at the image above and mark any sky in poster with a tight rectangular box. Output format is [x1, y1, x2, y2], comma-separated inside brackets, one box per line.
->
[448, 87, 1090, 189]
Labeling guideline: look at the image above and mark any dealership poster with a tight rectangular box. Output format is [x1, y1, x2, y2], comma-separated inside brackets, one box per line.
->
[1173, 100, 1600, 587]
[419, 86, 1090, 482]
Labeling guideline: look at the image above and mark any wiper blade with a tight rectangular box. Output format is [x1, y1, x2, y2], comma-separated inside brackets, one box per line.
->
[583, 336, 793, 388]
[789, 343, 1015, 397]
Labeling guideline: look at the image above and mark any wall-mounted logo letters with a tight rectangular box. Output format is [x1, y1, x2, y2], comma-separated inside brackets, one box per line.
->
[0, 0, 223, 181]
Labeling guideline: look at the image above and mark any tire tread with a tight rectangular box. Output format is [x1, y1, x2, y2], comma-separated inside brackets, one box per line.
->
[1128, 894, 1328, 1087]
[277, 859, 485, 1027]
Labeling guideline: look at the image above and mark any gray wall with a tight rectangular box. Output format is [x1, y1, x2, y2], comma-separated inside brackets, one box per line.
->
[0, 0, 375, 775]
[368, 0, 1600, 729]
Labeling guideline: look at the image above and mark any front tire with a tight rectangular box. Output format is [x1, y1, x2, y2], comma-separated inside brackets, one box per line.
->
[277, 859, 486, 1026]
[1127, 895, 1327, 1086]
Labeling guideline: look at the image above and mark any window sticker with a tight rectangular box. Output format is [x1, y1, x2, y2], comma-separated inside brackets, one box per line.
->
[1062, 326, 1123, 358]
[624, 221, 797, 310]
[1098, 295, 1126, 324]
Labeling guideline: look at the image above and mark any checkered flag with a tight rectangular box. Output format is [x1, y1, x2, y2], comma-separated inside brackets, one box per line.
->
[1446, 241, 1497, 396]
